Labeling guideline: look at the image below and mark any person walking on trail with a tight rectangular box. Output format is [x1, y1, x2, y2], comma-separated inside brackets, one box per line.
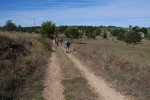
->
[52, 38, 56, 46]
[52, 36, 59, 51]
[53, 36, 59, 46]
[55, 36, 59, 46]
[65, 38, 71, 53]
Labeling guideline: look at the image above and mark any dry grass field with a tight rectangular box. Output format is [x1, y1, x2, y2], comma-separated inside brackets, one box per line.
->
[72, 37, 150, 100]
[0, 32, 51, 99]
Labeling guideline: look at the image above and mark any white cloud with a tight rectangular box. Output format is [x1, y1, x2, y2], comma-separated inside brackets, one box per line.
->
[0, 0, 150, 27]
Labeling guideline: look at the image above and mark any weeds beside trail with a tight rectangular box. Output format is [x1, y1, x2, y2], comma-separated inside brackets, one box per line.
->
[0, 32, 51, 100]
[57, 47, 98, 100]
[72, 39, 150, 100]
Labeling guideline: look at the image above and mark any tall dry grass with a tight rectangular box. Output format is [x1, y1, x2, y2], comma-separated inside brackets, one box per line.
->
[0, 31, 51, 99]
[73, 38, 150, 100]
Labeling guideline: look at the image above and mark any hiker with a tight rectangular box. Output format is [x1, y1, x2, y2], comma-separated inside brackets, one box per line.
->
[52, 37, 56, 46]
[65, 38, 71, 53]
[53, 36, 59, 46]
[55, 36, 59, 46]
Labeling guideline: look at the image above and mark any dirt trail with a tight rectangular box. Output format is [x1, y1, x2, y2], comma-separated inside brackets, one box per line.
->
[61, 47, 131, 100]
[42, 52, 65, 100]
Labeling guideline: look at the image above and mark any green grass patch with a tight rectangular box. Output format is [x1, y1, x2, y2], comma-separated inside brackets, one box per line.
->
[62, 77, 98, 100]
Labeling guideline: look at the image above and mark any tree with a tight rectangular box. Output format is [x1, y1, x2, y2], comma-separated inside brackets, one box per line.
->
[95, 28, 102, 36]
[58, 26, 67, 33]
[111, 29, 120, 36]
[147, 33, 150, 39]
[131, 26, 148, 37]
[65, 26, 79, 39]
[4, 20, 17, 31]
[117, 32, 125, 41]
[111, 28, 126, 37]
[41, 21, 55, 38]
[125, 31, 142, 44]
[17, 25, 23, 32]
[132, 26, 139, 32]
[140, 27, 148, 36]
[85, 26, 95, 39]
[0, 26, 2, 31]
[116, 29, 126, 41]
[129, 25, 132, 28]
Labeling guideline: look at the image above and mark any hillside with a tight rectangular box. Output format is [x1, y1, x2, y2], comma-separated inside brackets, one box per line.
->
[0, 32, 51, 99]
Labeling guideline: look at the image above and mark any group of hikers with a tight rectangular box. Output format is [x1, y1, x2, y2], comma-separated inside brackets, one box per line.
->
[52, 35, 71, 53]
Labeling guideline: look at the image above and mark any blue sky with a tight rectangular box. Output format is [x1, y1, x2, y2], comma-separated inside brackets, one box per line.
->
[0, 0, 150, 27]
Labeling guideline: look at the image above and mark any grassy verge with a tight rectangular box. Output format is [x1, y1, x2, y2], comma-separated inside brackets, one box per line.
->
[72, 39, 150, 100]
[36, 37, 51, 50]
[57, 48, 98, 100]
[0, 32, 51, 100]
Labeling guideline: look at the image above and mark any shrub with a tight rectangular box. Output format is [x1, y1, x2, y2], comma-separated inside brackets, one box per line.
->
[41, 21, 55, 39]
[65, 26, 79, 39]
[111, 28, 126, 37]
[3, 20, 17, 31]
[103, 32, 107, 39]
[111, 29, 120, 36]
[125, 31, 142, 44]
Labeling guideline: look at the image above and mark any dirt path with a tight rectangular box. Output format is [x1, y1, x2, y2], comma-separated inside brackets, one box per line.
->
[61, 47, 131, 100]
[42, 52, 65, 100]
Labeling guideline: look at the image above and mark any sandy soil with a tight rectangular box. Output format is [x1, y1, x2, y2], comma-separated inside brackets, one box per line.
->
[42, 52, 65, 100]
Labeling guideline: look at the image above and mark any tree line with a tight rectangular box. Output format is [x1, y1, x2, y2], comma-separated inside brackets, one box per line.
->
[1, 20, 150, 44]
[0, 20, 41, 33]
[111, 26, 149, 44]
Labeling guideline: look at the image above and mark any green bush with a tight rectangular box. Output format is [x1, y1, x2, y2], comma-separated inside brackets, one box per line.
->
[4, 20, 17, 31]
[117, 32, 126, 41]
[65, 26, 79, 39]
[41, 21, 55, 39]
[103, 32, 107, 39]
[111, 28, 126, 37]
[125, 31, 142, 44]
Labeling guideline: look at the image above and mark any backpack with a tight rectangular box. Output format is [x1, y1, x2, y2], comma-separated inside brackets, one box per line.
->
[66, 40, 70, 46]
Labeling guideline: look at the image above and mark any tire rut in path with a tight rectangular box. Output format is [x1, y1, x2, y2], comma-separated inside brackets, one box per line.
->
[61, 47, 131, 100]
[42, 52, 65, 100]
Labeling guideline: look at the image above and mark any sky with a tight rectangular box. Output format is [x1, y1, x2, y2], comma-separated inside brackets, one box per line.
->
[0, 0, 150, 27]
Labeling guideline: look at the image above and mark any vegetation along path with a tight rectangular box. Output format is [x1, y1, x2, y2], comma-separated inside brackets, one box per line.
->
[42, 46, 132, 100]
[61, 46, 133, 100]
